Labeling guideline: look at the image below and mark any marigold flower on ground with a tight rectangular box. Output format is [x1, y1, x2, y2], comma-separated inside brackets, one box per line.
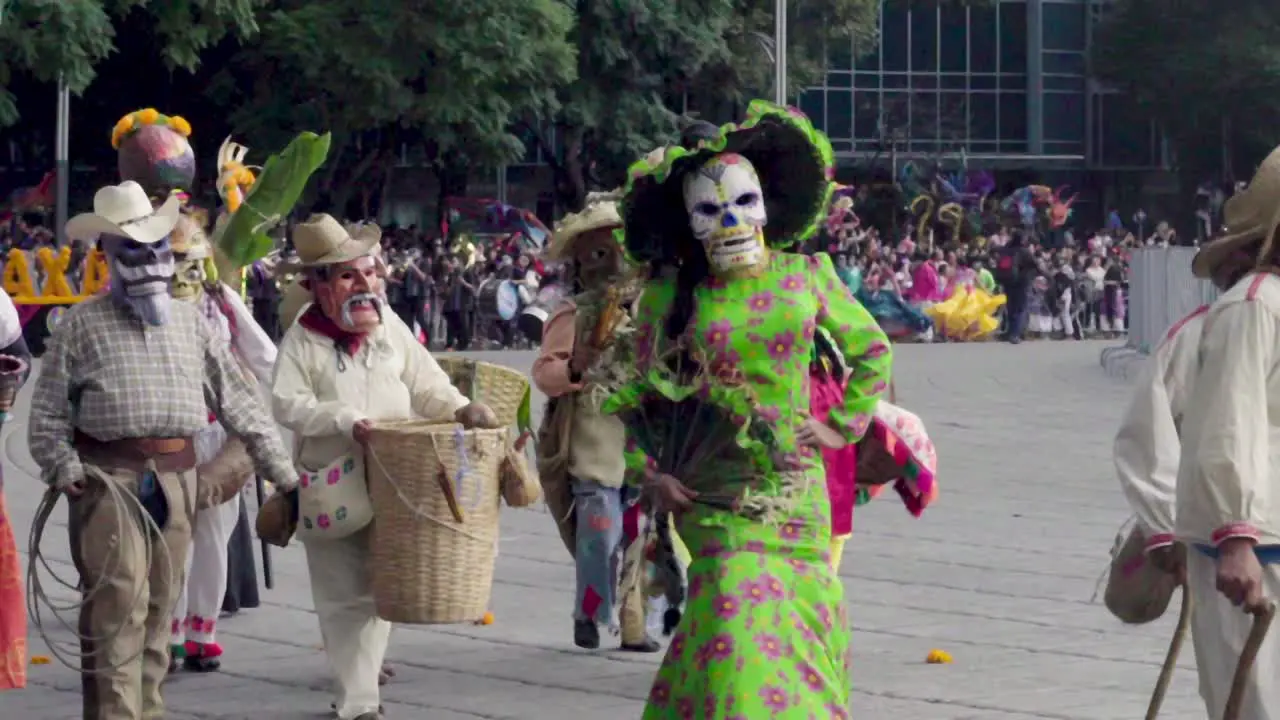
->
[926, 649, 952, 664]
[475, 611, 495, 625]
[30, 656, 50, 665]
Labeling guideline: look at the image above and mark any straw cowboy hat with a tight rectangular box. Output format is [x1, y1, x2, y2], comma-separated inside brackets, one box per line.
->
[1193, 144, 1280, 278]
[66, 180, 182, 244]
[544, 191, 623, 261]
[277, 213, 381, 274]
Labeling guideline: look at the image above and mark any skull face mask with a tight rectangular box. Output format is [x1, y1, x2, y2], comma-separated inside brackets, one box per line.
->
[683, 153, 767, 274]
[102, 233, 176, 326]
[170, 214, 211, 302]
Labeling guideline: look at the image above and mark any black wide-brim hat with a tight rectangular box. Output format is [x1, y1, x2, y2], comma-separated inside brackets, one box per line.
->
[620, 100, 836, 266]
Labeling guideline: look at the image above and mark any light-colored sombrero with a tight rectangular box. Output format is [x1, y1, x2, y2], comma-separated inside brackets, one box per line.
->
[66, 180, 182, 244]
[544, 191, 623, 261]
[1192, 144, 1280, 278]
[276, 214, 381, 274]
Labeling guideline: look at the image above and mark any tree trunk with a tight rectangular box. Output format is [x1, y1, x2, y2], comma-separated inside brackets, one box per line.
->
[561, 126, 588, 212]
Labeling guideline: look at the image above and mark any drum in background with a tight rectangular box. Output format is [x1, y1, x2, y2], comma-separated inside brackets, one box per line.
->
[518, 283, 568, 344]
[477, 279, 521, 321]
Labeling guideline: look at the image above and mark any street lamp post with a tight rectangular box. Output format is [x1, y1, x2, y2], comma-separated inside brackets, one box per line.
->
[774, 0, 787, 104]
[55, 76, 70, 245]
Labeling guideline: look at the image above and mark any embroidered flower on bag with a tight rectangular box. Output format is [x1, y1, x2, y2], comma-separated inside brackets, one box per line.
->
[317, 514, 331, 529]
[335, 506, 348, 521]
[343, 458, 355, 474]
[303, 517, 314, 529]
[300, 473, 311, 489]
[326, 468, 340, 485]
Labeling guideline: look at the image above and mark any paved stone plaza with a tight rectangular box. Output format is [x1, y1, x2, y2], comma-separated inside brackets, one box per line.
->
[0, 341, 1209, 719]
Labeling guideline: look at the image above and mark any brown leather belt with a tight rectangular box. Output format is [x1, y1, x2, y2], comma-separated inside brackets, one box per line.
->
[73, 431, 197, 473]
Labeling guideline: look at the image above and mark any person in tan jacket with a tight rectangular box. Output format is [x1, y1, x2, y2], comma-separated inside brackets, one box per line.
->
[532, 193, 660, 653]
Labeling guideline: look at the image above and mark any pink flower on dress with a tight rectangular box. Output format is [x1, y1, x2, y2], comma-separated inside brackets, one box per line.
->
[779, 273, 805, 292]
[779, 519, 805, 541]
[757, 405, 781, 423]
[675, 697, 696, 720]
[700, 539, 727, 558]
[713, 594, 741, 620]
[703, 320, 733, 350]
[701, 633, 735, 663]
[817, 604, 833, 631]
[797, 661, 826, 691]
[648, 680, 672, 707]
[761, 574, 786, 599]
[738, 579, 768, 605]
[744, 540, 766, 553]
[754, 632, 784, 660]
[759, 685, 790, 712]
[669, 632, 687, 658]
[747, 291, 775, 312]
[765, 331, 798, 363]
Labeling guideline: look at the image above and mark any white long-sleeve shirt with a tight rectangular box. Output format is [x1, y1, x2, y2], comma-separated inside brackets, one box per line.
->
[195, 284, 278, 464]
[1114, 305, 1206, 552]
[1177, 272, 1280, 547]
[271, 311, 469, 474]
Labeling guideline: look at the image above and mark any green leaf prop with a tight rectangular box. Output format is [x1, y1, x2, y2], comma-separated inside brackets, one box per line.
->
[517, 386, 532, 434]
[215, 131, 331, 268]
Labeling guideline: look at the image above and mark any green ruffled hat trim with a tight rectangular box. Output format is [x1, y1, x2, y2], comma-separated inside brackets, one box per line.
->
[618, 99, 836, 265]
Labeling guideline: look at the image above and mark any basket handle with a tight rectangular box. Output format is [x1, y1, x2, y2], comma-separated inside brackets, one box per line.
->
[364, 443, 486, 541]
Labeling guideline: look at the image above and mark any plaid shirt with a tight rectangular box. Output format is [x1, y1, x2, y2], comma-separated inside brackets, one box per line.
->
[29, 296, 295, 489]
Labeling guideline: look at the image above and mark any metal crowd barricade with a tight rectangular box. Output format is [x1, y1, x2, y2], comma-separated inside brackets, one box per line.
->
[1101, 247, 1218, 373]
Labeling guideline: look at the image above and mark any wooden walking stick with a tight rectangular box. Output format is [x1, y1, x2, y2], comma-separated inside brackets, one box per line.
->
[1222, 601, 1276, 720]
[1146, 579, 1192, 720]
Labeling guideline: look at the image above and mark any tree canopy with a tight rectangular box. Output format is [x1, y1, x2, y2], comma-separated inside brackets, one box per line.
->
[1092, 0, 1280, 179]
[1, 0, 901, 214]
[206, 0, 576, 215]
[0, 0, 263, 125]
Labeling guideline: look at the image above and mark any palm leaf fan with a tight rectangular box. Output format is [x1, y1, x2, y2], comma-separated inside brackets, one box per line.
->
[609, 349, 783, 512]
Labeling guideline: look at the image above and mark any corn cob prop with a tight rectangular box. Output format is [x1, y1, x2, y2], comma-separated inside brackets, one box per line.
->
[212, 132, 331, 270]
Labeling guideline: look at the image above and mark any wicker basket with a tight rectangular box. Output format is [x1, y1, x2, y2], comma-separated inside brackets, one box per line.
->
[366, 420, 505, 624]
[434, 356, 528, 427]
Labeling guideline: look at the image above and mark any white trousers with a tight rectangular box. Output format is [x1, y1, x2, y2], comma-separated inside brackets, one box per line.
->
[304, 525, 391, 720]
[1189, 550, 1280, 720]
[171, 493, 240, 646]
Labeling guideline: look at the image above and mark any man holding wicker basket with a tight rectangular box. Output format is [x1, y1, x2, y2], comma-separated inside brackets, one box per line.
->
[269, 214, 498, 720]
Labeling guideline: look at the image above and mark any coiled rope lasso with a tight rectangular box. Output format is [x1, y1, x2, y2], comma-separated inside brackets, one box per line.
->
[26, 463, 176, 674]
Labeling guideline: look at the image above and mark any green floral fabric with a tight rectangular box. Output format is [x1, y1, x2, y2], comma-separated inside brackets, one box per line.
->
[603, 251, 893, 718]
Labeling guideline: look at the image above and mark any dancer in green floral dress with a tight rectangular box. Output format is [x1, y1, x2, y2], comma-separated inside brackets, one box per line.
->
[603, 102, 893, 719]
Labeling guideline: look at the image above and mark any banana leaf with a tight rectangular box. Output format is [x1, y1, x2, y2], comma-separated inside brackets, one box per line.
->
[215, 131, 331, 268]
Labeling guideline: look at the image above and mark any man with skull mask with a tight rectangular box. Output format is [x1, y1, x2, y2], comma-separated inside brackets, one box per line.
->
[531, 191, 660, 653]
[165, 211, 277, 674]
[602, 102, 893, 717]
[271, 214, 500, 720]
[29, 180, 297, 720]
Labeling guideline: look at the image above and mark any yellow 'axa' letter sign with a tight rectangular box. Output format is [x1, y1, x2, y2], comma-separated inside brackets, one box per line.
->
[4, 247, 108, 304]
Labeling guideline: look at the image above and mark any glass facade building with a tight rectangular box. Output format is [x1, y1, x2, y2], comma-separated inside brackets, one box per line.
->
[798, 0, 1168, 170]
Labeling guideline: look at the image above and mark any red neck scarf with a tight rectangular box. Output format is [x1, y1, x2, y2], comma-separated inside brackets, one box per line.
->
[298, 304, 367, 356]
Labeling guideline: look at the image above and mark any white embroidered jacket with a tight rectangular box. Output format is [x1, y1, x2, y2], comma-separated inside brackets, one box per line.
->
[270, 307, 468, 474]
[1176, 272, 1280, 547]
[1114, 305, 1205, 552]
[195, 285, 277, 465]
